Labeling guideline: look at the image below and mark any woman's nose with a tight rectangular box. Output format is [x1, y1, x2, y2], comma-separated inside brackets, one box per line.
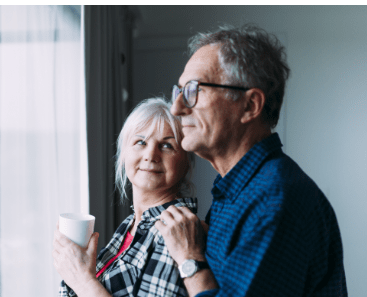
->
[144, 145, 161, 162]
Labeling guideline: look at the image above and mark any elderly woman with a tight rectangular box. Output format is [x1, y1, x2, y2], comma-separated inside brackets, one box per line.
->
[53, 98, 201, 297]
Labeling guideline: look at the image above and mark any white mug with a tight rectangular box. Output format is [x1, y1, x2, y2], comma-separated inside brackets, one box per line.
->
[59, 213, 95, 248]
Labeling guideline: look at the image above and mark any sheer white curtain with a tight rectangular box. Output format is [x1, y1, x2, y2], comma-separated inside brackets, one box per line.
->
[0, 5, 87, 296]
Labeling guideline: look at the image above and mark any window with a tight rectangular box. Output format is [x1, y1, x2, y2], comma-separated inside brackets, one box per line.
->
[0, 5, 87, 296]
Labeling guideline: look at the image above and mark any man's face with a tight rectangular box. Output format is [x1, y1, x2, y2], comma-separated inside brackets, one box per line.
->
[171, 45, 243, 159]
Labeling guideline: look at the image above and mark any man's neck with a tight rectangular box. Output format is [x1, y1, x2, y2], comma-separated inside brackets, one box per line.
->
[203, 126, 272, 177]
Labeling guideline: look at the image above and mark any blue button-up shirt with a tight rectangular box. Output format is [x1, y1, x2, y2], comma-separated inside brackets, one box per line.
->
[197, 133, 347, 297]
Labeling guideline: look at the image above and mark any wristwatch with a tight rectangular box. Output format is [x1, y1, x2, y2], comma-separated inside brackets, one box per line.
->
[178, 259, 210, 278]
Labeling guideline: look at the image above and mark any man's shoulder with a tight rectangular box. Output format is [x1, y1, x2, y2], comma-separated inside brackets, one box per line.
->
[236, 151, 328, 217]
[246, 150, 314, 191]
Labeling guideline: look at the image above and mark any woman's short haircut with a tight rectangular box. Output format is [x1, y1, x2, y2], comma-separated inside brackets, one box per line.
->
[188, 24, 290, 129]
[115, 97, 195, 203]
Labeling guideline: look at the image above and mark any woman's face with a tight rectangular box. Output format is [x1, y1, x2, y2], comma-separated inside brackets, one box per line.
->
[124, 122, 189, 196]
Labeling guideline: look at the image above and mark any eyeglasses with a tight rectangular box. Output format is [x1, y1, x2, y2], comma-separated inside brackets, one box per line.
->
[171, 80, 250, 108]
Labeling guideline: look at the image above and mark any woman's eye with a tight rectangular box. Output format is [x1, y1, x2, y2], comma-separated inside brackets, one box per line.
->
[136, 140, 146, 145]
[198, 87, 202, 92]
[162, 143, 173, 149]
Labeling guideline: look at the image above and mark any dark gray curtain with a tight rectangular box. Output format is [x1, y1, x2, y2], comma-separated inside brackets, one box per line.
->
[84, 5, 135, 251]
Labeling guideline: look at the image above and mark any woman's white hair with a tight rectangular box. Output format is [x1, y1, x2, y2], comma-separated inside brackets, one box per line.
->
[115, 97, 195, 203]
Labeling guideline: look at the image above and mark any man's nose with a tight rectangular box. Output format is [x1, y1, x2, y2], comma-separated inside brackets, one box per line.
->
[170, 92, 190, 116]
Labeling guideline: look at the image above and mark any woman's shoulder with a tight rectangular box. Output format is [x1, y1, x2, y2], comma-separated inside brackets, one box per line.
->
[172, 197, 198, 214]
[115, 213, 135, 235]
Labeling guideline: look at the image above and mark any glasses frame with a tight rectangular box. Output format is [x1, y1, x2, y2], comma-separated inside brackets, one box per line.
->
[172, 80, 251, 108]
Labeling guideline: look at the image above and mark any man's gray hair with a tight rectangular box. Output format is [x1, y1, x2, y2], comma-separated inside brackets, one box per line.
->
[188, 24, 290, 128]
[115, 97, 195, 203]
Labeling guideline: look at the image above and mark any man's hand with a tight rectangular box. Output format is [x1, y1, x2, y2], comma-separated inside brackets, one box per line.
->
[155, 206, 207, 266]
[156, 207, 218, 296]
[53, 220, 99, 295]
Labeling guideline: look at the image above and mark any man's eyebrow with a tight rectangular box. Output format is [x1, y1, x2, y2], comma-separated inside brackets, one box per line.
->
[178, 77, 203, 87]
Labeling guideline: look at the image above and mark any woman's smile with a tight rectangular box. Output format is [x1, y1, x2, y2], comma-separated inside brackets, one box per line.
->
[139, 168, 164, 174]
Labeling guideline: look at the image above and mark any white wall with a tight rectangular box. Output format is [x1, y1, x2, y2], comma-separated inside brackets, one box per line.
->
[133, 6, 367, 296]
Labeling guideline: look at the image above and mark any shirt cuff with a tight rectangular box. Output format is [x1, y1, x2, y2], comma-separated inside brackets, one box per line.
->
[195, 288, 219, 297]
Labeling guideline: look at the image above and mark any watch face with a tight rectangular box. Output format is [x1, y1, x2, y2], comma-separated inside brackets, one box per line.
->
[182, 260, 197, 275]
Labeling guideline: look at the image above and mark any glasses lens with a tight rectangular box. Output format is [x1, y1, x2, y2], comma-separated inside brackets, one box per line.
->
[184, 81, 198, 107]
[172, 85, 180, 103]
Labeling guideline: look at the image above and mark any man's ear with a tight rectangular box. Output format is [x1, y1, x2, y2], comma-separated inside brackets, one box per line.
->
[240, 88, 266, 124]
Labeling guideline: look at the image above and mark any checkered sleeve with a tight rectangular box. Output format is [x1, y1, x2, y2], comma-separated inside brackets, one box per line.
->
[57, 200, 194, 297]
[137, 228, 187, 297]
[58, 280, 76, 297]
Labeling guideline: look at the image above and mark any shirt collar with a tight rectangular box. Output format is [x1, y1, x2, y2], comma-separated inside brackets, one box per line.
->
[138, 197, 198, 230]
[211, 133, 283, 202]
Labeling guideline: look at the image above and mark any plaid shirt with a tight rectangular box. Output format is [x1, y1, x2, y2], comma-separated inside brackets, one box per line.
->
[59, 197, 197, 297]
[197, 133, 347, 297]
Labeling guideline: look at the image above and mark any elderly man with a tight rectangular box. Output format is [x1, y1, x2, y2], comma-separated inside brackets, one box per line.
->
[155, 25, 347, 297]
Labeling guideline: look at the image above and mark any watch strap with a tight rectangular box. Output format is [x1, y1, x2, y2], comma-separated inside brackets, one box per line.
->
[197, 261, 210, 270]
